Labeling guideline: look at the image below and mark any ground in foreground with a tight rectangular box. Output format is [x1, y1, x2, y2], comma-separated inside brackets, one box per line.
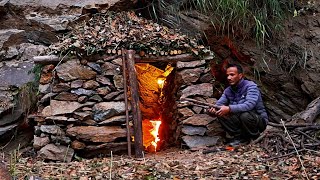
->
[9, 145, 320, 179]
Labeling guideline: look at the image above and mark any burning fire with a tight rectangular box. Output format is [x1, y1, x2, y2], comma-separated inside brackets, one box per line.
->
[157, 64, 173, 89]
[150, 120, 161, 151]
[157, 76, 165, 89]
[139, 63, 173, 152]
[142, 119, 162, 152]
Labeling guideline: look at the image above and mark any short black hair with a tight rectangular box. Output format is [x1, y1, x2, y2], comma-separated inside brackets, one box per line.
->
[227, 64, 243, 74]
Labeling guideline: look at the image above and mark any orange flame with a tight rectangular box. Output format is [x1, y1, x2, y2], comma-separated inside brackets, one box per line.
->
[142, 119, 162, 152]
[157, 76, 165, 89]
[150, 120, 161, 151]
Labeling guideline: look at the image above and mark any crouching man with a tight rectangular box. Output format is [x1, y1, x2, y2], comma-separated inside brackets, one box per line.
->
[208, 64, 268, 146]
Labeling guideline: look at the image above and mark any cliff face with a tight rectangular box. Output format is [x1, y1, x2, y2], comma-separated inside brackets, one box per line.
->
[192, 2, 320, 123]
[235, 2, 320, 123]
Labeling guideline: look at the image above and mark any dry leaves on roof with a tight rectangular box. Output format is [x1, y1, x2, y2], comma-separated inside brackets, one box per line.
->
[48, 11, 210, 57]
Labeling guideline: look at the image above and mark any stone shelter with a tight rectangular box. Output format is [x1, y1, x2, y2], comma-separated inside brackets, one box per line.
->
[30, 11, 223, 161]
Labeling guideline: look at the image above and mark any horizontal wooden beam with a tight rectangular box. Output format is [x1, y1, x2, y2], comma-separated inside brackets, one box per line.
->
[134, 54, 214, 63]
[32, 53, 213, 65]
[33, 55, 60, 65]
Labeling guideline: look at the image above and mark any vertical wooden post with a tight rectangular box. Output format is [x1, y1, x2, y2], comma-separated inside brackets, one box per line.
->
[126, 50, 144, 158]
[122, 49, 131, 157]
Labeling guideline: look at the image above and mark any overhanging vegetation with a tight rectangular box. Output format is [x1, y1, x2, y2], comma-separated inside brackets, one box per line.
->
[143, 0, 295, 45]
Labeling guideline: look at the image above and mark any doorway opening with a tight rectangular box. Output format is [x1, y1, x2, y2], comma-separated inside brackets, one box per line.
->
[135, 62, 179, 152]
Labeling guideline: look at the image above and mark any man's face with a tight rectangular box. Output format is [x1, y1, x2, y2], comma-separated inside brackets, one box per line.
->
[226, 67, 243, 86]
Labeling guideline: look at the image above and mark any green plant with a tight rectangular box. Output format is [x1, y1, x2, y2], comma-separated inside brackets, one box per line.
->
[28, 64, 43, 86]
[144, 175, 157, 180]
[145, 0, 294, 45]
[9, 144, 20, 176]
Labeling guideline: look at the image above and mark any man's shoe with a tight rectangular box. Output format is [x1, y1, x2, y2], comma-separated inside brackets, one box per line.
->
[227, 138, 249, 147]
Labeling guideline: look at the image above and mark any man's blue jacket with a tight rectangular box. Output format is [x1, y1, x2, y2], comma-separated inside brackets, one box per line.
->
[216, 78, 268, 123]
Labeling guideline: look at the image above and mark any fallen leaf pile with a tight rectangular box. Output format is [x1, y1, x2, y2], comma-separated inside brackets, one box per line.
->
[48, 11, 210, 58]
[11, 145, 320, 179]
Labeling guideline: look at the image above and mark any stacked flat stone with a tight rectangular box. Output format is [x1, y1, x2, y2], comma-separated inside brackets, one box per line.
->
[33, 57, 130, 162]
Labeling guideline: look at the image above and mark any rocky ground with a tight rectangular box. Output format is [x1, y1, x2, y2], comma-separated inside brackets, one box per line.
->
[3, 144, 318, 180]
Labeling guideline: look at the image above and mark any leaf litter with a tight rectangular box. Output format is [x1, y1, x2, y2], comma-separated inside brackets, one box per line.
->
[10, 144, 320, 179]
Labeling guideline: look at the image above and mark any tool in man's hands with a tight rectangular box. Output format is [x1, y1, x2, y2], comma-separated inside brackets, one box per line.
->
[180, 97, 220, 110]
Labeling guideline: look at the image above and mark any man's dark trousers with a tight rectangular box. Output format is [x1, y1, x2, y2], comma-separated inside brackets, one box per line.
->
[218, 111, 267, 140]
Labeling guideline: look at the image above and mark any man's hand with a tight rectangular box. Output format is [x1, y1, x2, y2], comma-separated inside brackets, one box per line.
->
[207, 107, 217, 116]
[215, 105, 230, 117]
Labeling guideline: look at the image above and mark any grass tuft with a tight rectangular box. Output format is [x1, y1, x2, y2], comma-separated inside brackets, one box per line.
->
[145, 0, 294, 45]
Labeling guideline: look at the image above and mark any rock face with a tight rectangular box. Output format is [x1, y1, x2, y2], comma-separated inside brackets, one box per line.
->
[204, 3, 320, 123]
[0, 0, 138, 149]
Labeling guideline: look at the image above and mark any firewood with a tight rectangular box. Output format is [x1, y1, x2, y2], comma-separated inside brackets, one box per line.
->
[180, 97, 220, 109]
[139, 51, 145, 57]
[134, 54, 199, 63]
[122, 49, 132, 157]
[251, 121, 320, 157]
[33, 55, 60, 65]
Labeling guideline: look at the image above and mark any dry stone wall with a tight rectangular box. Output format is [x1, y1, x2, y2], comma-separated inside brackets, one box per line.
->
[175, 60, 224, 150]
[34, 55, 223, 161]
[34, 56, 130, 161]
